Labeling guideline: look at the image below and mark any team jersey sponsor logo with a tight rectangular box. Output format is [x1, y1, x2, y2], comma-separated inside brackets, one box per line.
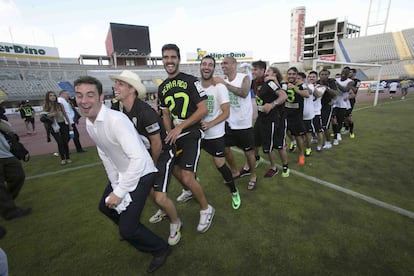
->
[194, 81, 206, 97]
[145, 122, 160, 133]
[268, 81, 279, 91]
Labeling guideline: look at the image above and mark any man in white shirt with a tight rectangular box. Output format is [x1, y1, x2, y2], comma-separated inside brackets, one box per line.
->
[388, 81, 398, 99]
[214, 56, 257, 190]
[199, 55, 241, 209]
[58, 90, 86, 153]
[74, 76, 170, 273]
[333, 67, 355, 145]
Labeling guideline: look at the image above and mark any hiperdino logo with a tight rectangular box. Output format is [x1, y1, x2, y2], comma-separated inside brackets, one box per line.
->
[196, 48, 247, 61]
[0, 44, 46, 56]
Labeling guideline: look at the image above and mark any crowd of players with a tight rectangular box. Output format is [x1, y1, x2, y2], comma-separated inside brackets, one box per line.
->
[223, 62, 360, 180]
[0, 43, 363, 274]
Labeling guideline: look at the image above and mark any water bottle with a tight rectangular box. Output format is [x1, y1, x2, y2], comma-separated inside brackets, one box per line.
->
[69, 130, 74, 139]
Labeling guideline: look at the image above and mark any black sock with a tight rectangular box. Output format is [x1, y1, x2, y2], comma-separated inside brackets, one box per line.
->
[349, 122, 354, 134]
[218, 165, 237, 193]
[255, 155, 260, 161]
[283, 164, 289, 171]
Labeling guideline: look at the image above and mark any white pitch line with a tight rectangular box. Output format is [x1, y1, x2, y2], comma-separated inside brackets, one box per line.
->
[26, 97, 413, 218]
[353, 96, 413, 111]
[231, 97, 414, 219]
[26, 162, 102, 180]
[231, 147, 414, 220]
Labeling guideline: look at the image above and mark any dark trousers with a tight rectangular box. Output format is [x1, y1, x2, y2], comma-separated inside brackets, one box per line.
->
[71, 123, 84, 152]
[0, 157, 25, 216]
[333, 107, 347, 137]
[51, 123, 70, 160]
[98, 173, 167, 255]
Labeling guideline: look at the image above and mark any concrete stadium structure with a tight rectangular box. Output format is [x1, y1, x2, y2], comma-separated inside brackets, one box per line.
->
[1, 27, 414, 107]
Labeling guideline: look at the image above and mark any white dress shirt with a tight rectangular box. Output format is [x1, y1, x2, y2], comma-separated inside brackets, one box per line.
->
[86, 105, 157, 199]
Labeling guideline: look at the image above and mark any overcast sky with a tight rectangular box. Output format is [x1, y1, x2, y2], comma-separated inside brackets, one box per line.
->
[0, 0, 413, 63]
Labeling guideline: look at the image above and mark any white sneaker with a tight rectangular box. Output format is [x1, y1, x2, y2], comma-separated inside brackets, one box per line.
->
[149, 209, 167, 224]
[176, 189, 193, 203]
[333, 139, 339, 145]
[337, 134, 342, 141]
[197, 205, 215, 233]
[168, 220, 182, 246]
[323, 142, 332, 149]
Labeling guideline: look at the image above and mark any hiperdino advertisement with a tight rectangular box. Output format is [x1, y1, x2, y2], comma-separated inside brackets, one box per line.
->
[187, 48, 253, 62]
[0, 42, 60, 59]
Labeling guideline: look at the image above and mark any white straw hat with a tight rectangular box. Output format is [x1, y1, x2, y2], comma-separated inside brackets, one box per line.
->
[109, 70, 147, 98]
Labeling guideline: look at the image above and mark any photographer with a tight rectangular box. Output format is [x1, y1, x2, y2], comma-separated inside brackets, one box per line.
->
[0, 119, 32, 220]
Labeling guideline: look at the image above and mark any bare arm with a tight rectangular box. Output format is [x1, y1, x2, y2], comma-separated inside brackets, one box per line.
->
[214, 76, 250, 98]
[201, 102, 229, 130]
[261, 89, 288, 114]
[161, 108, 172, 132]
[288, 83, 310, 98]
[148, 133, 162, 165]
[59, 103, 72, 130]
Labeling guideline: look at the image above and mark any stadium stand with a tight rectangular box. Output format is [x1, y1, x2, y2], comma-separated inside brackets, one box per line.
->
[337, 28, 414, 79]
[340, 32, 399, 63]
[402, 28, 414, 57]
[392, 31, 412, 60]
[2, 27, 413, 106]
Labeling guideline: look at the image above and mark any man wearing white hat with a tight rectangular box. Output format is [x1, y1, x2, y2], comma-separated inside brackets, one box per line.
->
[109, 70, 182, 246]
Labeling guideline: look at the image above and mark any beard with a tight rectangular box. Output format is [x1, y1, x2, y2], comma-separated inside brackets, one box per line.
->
[164, 63, 179, 75]
[201, 71, 213, 80]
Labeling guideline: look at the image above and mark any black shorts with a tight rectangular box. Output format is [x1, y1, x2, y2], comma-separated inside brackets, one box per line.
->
[345, 109, 352, 118]
[175, 130, 202, 172]
[333, 107, 347, 125]
[253, 117, 263, 147]
[224, 123, 254, 152]
[312, 115, 323, 133]
[201, 137, 225, 158]
[321, 105, 333, 130]
[260, 117, 287, 152]
[153, 148, 175, 193]
[303, 119, 315, 134]
[287, 114, 305, 136]
[25, 116, 34, 124]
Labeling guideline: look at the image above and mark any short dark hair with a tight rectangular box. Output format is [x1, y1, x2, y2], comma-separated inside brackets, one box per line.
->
[74, 76, 103, 95]
[252, 60, 267, 70]
[162, 44, 180, 59]
[308, 70, 318, 76]
[349, 68, 356, 73]
[201, 55, 216, 67]
[287, 66, 298, 73]
[319, 69, 330, 75]
[297, 72, 306, 79]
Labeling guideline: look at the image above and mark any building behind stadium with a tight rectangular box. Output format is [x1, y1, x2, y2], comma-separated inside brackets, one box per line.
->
[1, 13, 414, 108]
